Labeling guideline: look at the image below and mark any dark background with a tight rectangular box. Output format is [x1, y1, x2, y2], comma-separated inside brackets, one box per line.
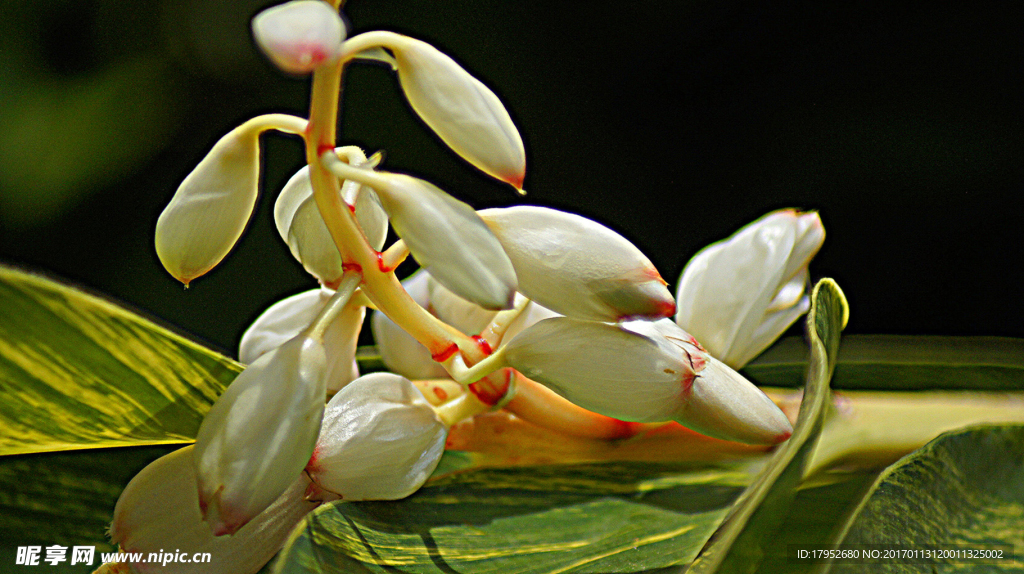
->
[2, 0, 1022, 357]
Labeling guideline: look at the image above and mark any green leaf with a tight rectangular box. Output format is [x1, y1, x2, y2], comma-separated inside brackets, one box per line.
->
[0, 445, 178, 572]
[753, 469, 883, 574]
[688, 278, 848, 573]
[272, 460, 769, 573]
[0, 265, 239, 456]
[745, 335, 1024, 391]
[823, 425, 1024, 574]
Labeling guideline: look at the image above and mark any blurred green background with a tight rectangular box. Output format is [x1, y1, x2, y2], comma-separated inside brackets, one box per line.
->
[1, 0, 1022, 356]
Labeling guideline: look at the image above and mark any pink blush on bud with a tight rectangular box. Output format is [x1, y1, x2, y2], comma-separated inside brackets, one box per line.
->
[305, 445, 321, 473]
[773, 430, 793, 443]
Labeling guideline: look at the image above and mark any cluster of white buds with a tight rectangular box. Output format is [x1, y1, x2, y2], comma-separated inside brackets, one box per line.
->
[106, 1, 825, 572]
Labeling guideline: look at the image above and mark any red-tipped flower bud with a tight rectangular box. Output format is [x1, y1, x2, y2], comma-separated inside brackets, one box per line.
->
[479, 206, 675, 322]
[504, 317, 792, 445]
[252, 0, 346, 74]
[194, 334, 326, 535]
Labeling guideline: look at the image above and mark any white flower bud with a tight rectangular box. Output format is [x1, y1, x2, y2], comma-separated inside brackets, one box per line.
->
[109, 446, 317, 574]
[307, 373, 447, 500]
[675, 210, 825, 368]
[369, 172, 518, 310]
[504, 317, 792, 445]
[239, 287, 362, 394]
[155, 124, 260, 286]
[252, 0, 346, 75]
[386, 34, 525, 188]
[274, 160, 387, 286]
[479, 206, 675, 322]
[642, 319, 793, 445]
[370, 271, 449, 379]
[194, 334, 326, 535]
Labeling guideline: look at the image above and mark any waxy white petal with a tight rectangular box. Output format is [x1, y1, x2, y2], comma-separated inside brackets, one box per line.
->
[252, 0, 346, 74]
[504, 317, 696, 423]
[675, 209, 824, 368]
[308, 373, 447, 500]
[155, 124, 260, 286]
[371, 271, 448, 379]
[369, 173, 517, 310]
[109, 446, 317, 574]
[274, 162, 387, 285]
[386, 34, 525, 188]
[239, 287, 362, 394]
[194, 334, 326, 535]
[644, 319, 793, 444]
[480, 206, 675, 321]
[682, 357, 793, 445]
[505, 317, 792, 445]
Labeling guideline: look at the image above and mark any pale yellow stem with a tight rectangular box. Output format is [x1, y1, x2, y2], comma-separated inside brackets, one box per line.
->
[479, 293, 530, 348]
[304, 42, 483, 373]
[239, 113, 308, 136]
[306, 270, 361, 342]
[379, 239, 410, 270]
[435, 393, 492, 427]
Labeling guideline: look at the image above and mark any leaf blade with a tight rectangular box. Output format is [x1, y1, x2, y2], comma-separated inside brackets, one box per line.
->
[689, 278, 847, 573]
[0, 265, 239, 456]
[823, 424, 1024, 574]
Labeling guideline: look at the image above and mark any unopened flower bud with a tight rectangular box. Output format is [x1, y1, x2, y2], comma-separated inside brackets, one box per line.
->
[109, 446, 317, 574]
[194, 334, 326, 535]
[675, 210, 825, 368]
[379, 34, 524, 188]
[155, 124, 261, 286]
[504, 317, 792, 445]
[274, 157, 387, 286]
[239, 287, 362, 394]
[479, 206, 675, 322]
[252, 0, 346, 75]
[366, 171, 518, 310]
[307, 373, 447, 500]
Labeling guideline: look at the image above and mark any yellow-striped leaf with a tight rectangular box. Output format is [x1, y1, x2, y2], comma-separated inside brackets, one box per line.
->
[0, 265, 239, 455]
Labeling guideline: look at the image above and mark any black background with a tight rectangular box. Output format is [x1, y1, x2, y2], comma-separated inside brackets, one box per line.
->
[2, 0, 1022, 357]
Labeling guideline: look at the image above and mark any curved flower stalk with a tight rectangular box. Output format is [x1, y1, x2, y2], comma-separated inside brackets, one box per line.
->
[306, 373, 448, 500]
[371, 270, 560, 378]
[675, 209, 825, 368]
[239, 287, 362, 394]
[370, 271, 450, 380]
[106, 446, 317, 574]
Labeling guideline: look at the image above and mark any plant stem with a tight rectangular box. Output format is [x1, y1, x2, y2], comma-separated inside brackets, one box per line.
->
[303, 41, 510, 405]
[240, 113, 308, 136]
[306, 270, 361, 342]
